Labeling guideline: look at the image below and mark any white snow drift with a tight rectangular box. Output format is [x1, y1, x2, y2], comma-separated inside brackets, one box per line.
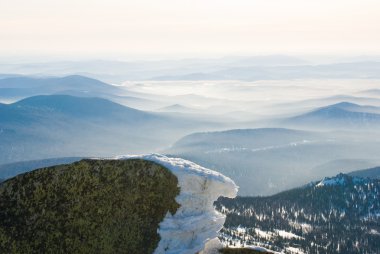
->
[115, 154, 238, 254]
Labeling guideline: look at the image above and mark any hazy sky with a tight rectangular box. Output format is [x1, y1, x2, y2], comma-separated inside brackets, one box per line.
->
[1, 0, 379, 59]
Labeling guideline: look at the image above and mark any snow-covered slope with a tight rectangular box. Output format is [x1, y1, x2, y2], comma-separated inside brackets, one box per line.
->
[316, 173, 364, 187]
[216, 173, 380, 253]
[115, 154, 238, 254]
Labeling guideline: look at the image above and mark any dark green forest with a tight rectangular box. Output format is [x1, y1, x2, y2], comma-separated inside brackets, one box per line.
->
[0, 159, 180, 254]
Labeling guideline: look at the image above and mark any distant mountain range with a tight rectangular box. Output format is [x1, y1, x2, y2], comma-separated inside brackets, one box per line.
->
[166, 128, 328, 195]
[152, 61, 380, 81]
[0, 56, 311, 82]
[216, 173, 380, 253]
[0, 95, 160, 131]
[0, 94, 222, 164]
[283, 102, 380, 129]
[0, 74, 180, 111]
[169, 128, 317, 149]
[310, 159, 380, 178]
[349, 166, 380, 179]
[1, 74, 380, 197]
[10, 94, 154, 121]
[0, 95, 154, 163]
[1, 58, 379, 82]
[0, 157, 82, 179]
[0, 75, 124, 101]
[166, 127, 380, 195]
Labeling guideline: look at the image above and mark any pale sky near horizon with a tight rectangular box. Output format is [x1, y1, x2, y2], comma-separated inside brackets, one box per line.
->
[0, 0, 379, 59]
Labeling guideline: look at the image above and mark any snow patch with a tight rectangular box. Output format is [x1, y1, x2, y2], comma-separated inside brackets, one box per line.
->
[286, 246, 305, 254]
[288, 221, 313, 233]
[316, 176, 346, 187]
[254, 227, 272, 238]
[199, 238, 224, 254]
[276, 230, 304, 240]
[115, 154, 238, 254]
[316, 173, 365, 187]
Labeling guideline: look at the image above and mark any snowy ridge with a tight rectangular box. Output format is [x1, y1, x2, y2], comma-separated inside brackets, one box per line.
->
[316, 176, 346, 187]
[316, 173, 365, 187]
[115, 154, 238, 254]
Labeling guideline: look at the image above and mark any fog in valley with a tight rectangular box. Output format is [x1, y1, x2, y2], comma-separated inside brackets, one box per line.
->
[1, 57, 380, 195]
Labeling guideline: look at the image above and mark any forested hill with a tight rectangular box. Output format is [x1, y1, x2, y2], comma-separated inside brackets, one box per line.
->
[215, 173, 380, 254]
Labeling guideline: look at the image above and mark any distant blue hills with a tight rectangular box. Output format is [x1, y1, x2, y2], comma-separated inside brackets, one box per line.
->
[0, 95, 157, 126]
[0, 75, 108, 89]
[349, 166, 380, 179]
[0, 94, 170, 164]
[0, 93, 221, 164]
[13, 95, 152, 120]
[285, 102, 380, 129]
[0, 75, 123, 99]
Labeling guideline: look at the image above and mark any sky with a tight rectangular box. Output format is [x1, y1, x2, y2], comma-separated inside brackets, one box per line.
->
[0, 0, 380, 60]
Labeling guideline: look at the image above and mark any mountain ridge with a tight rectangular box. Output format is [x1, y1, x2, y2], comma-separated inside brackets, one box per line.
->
[284, 101, 380, 129]
[0, 75, 124, 101]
